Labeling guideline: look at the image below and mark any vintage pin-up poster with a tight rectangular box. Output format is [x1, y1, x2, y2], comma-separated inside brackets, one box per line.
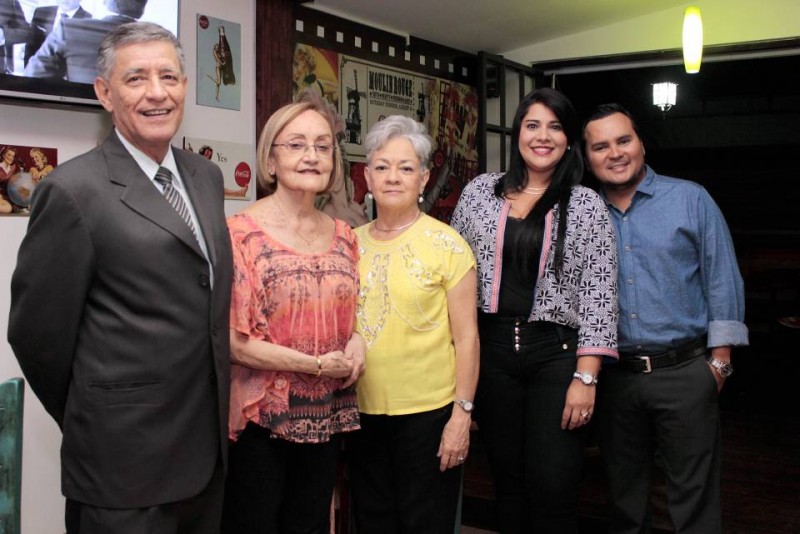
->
[290, 43, 479, 223]
[196, 14, 241, 110]
[0, 143, 58, 216]
[183, 137, 252, 200]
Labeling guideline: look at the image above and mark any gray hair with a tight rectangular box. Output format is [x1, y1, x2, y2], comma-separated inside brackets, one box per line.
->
[97, 22, 184, 80]
[365, 115, 433, 168]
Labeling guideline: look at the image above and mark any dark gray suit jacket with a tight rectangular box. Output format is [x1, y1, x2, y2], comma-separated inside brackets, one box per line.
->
[23, 5, 92, 65]
[8, 132, 233, 508]
[24, 14, 134, 82]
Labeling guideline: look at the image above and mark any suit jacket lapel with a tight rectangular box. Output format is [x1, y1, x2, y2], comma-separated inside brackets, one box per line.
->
[175, 150, 219, 267]
[102, 134, 205, 259]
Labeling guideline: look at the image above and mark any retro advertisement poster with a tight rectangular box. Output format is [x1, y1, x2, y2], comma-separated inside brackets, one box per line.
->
[197, 14, 241, 110]
[292, 43, 341, 111]
[183, 137, 253, 200]
[291, 43, 479, 222]
[1, 144, 58, 216]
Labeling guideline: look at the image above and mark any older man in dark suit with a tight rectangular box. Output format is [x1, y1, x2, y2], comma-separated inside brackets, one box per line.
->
[23, 0, 92, 66]
[25, 0, 146, 81]
[8, 21, 232, 534]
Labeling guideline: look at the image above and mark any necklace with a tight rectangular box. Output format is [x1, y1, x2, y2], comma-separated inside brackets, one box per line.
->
[522, 186, 548, 196]
[373, 210, 421, 232]
[273, 196, 321, 246]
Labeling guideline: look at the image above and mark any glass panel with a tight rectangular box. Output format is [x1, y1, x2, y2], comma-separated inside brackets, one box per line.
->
[486, 88, 501, 127]
[486, 132, 512, 173]
[524, 74, 535, 96]
[486, 132, 503, 172]
[505, 69, 520, 127]
[504, 133, 511, 170]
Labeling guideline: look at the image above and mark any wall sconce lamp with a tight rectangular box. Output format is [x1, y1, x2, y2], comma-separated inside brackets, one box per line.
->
[653, 82, 677, 116]
[683, 6, 703, 73]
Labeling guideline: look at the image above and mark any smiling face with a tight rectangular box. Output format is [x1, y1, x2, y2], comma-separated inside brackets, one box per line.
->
[31, 150, 45, 167]
[268, 109, 334, 194]
[517, 102, 569, 182]
[94, 40, 186, 163]
[2, 148, 15, 166]
[584, 112, 646, 192]
[365, 137, 430, 214]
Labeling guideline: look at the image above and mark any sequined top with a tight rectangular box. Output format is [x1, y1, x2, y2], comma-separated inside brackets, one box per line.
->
[227, 213, 360, 443]
[355, 214, 476, 415]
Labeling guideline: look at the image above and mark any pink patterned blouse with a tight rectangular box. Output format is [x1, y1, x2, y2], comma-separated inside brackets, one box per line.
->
[227, 213, 360, 443]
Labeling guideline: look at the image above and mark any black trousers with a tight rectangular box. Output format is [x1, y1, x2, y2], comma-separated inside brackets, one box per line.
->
[475, 315, 587, 534]
[221, 423, 341, 534]
[347, 405, 462, 534]
[598, 355, 721, 534]
[65, 457, 224, 534]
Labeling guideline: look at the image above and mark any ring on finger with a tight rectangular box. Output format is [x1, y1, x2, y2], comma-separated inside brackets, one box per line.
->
[581, 412, 591, 419]
[457, 456, 465, 463]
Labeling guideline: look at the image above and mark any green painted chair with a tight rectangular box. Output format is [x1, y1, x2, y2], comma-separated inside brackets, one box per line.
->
[0, 377, 24, 534]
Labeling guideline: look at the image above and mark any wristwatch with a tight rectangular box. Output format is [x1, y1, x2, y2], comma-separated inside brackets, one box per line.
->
[707, 357, 733, 378]
[454, 398, 474, 413]
[572, 371, 598, 385]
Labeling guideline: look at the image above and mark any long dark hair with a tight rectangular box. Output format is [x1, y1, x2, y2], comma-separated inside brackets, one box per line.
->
[494, 88, 583, 276]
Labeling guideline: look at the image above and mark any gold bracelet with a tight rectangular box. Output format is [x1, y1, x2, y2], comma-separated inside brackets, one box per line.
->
[315, 357, 322, 377]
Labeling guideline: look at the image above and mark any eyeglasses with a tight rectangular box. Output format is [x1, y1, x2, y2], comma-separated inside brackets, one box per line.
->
[272, 142, 336, 157]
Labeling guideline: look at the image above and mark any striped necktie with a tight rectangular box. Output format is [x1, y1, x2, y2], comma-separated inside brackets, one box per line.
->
[154, 166, 199, 242]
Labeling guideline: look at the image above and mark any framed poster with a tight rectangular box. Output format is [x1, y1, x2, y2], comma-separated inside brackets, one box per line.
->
[196, 14, 241, 110]
[183, 136, 252, 200]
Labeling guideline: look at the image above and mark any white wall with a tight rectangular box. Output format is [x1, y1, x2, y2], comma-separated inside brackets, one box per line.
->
[0, 1, 255, 532]
[503, 0, 800, 64]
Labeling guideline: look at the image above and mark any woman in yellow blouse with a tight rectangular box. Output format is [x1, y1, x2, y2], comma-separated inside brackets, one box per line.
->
[349, 115, 479, 533]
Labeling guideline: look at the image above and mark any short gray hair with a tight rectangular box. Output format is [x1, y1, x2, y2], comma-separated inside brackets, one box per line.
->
[97, 22, 184, 80]
[365, 115, 433, 168]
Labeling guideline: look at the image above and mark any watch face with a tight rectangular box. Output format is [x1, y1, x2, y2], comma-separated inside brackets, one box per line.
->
[574, 372, 595, 385]
[711, 359, 733, 377]
[462, 400, 474, 412]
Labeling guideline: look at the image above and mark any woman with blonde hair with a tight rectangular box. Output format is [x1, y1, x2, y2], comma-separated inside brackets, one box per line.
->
[221, 93, 364, 533]
[28, 147, 53, 183]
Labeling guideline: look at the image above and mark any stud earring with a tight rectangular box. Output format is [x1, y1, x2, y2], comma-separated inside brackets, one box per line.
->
[365, 191, 373, 201]
[567, 146, 572, 151]
[418, 194, 424, 204]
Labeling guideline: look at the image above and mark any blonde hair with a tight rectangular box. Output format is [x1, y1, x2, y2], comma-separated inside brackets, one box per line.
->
[256, 94, 343, 195]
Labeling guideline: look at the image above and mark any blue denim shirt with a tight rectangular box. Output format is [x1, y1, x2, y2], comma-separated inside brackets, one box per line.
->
[601, 166, 748, 353]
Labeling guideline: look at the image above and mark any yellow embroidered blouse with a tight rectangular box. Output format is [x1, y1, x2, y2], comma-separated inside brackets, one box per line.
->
[355, 214, 476, 415]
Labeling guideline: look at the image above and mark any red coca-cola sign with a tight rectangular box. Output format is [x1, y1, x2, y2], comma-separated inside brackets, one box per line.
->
[234, 162, 251, 187]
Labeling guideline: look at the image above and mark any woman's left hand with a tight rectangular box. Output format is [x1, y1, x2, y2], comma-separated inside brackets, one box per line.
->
[341, 332, 366, 389]
[561, 380, 596, 430]
[437, 409, 471, 472]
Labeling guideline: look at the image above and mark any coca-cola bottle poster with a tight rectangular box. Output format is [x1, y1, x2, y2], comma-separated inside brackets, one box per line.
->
[196, 14, 241, 110]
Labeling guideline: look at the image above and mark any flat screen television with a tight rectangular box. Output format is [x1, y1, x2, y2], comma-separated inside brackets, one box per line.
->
[0, 0, 179, 105]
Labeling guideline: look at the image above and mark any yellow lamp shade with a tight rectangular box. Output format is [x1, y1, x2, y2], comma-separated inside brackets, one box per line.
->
[683, 6, 703, 74]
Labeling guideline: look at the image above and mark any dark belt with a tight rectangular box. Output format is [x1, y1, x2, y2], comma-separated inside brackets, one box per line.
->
[618, 337, 708, 373]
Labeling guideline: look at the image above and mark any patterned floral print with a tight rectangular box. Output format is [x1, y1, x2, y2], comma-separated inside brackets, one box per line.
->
[451, 173, 619, 357]
[227, 214, 360, 443]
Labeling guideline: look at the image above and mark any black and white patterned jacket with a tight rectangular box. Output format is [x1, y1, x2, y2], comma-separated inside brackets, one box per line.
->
[451, 172, 619, 358]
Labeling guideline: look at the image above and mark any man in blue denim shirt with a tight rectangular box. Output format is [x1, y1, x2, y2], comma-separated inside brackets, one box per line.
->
[583, 104, 748, 534]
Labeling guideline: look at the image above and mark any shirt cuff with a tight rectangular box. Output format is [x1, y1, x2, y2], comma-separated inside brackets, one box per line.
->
[708, 320, 749, 348]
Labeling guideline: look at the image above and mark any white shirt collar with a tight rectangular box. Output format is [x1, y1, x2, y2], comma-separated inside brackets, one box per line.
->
[114, 130, 181, 186]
